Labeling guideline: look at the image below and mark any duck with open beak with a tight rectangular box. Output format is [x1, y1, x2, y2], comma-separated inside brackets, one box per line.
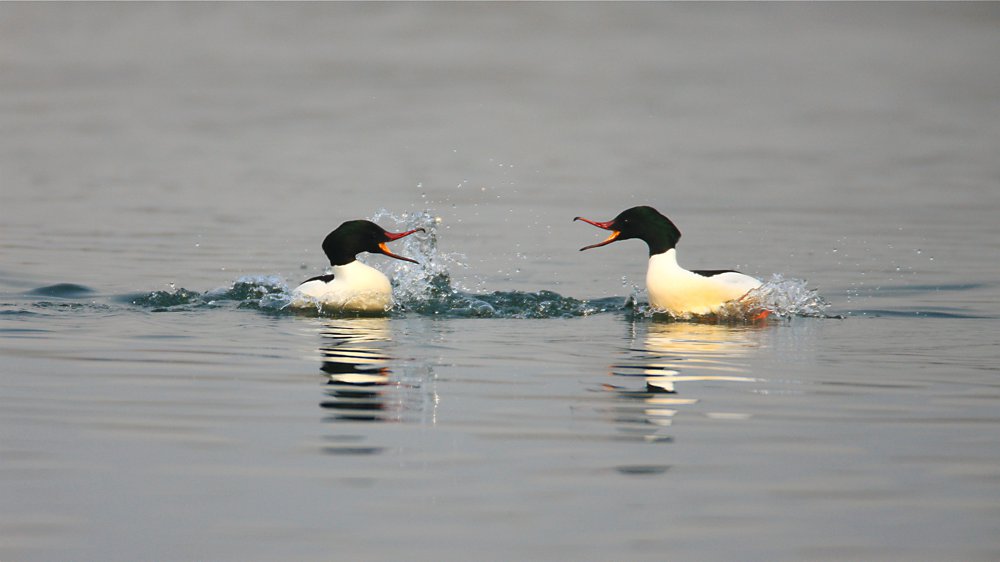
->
[573, 216, 621, 250]
[291, 220, 425, 313]
[575, 206, 765, 317]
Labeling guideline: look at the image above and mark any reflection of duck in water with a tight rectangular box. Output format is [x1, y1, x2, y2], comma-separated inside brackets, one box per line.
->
[317, 318, 437, 425]
[319, 318, 397, 422]
[613, 322, 762, 393]
[604, 322, 762, 435]
[292, 220, 424, 312]
[575, 206, 765, 318]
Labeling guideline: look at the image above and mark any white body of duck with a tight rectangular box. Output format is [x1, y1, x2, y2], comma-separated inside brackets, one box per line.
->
[292, 261, 393, 312]
[646, 249, 761, 316]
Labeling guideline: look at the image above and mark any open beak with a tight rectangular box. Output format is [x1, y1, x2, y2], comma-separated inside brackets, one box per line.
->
[574, 217, 621, 251]
[378, 228, 425, 264]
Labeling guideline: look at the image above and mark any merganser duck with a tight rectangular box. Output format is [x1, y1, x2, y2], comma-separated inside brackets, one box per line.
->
[291, 220, 424, 312]
[574, 206, 762, 316]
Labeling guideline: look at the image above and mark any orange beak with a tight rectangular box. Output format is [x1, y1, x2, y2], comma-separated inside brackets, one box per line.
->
[378, 228, 424, 263]
[574, 217, 621, 251]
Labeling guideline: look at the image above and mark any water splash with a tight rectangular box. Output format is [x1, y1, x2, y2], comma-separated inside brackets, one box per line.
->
[369, 209, 473, 302]
[631, 273, 831, 322]
[121, 210, 830, 321]
[400, 283, 623, 319]
[126, 270, 828, 320]
[127, 275, 291, 312]
[208, 275, 292, 311]
[124, 274, 829, 320]
[370, 208, 622, 318]
[128, 287, 203, 309]
[750, 274, 831, 318]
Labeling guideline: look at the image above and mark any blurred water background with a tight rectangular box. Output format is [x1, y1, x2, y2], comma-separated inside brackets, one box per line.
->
[2, 3, 1000, 561]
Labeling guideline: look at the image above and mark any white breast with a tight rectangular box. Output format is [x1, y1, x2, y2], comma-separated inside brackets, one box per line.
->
[646, 250, 761, 316]
[291, 261, 393, 312]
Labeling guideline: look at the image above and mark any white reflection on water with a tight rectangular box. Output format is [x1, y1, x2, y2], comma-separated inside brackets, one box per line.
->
[602, 321, 766, 441]
[317, 318, 437, 430]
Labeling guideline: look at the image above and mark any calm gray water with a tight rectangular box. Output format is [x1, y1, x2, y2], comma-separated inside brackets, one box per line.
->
[3, 4, 1000, 561]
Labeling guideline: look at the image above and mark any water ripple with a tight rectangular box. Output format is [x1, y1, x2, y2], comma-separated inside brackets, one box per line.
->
[26, 283, 96, 298]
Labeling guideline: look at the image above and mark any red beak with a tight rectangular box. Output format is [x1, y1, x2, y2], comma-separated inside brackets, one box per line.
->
[384, 228, 424, 241]
[574, 217, 621, 251]
[378, 228, 425, 263]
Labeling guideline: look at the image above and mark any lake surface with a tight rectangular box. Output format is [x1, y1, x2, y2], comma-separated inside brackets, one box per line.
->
[2, 4, 1000, 561]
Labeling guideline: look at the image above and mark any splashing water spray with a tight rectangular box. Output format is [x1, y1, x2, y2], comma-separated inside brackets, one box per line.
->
[129, 209, 830, 321]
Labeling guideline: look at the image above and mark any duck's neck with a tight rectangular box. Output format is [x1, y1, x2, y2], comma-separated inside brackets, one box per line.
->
[328, 252, 358, 267]
[649, 248, 682, 270]
[642, 221, 681, 256]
